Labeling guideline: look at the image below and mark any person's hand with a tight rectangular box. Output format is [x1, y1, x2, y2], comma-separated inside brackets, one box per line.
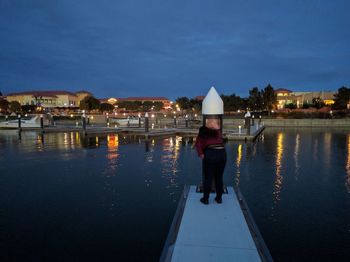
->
[200, 154, 204, 159]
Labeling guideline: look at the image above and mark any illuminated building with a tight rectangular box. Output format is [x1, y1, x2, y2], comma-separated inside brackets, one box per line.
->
[275, 88, 336, 109]
[5, 90, 92, 108]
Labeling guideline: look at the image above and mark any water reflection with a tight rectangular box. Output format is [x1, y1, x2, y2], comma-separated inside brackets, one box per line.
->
[324, 132, 332, 168]
[106, 134, 119, 163]
[161, 136, 181, 201]
[252, 141, 257, 158]
[35, 134, 44, 152]
[144, 139, 154, 163]
[273, 133, 284, 203]
[346, 134, 350, 193]
[313, 138, 318, 161]
[101, 134, 120, 216]
[235, 144, 242, 186]
[294, 133, 300, 180]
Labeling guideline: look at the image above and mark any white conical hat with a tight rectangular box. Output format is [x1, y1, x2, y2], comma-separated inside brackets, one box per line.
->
[202, 86, 224, 115]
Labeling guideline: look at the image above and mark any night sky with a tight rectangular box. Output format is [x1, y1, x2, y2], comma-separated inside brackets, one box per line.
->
[0, 0, 349, 100]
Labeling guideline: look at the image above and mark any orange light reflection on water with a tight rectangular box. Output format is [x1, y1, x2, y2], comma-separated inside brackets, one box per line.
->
[107, 134, 119, 161]
[235, 144, 242, 186]
[273, 133, 284, 203]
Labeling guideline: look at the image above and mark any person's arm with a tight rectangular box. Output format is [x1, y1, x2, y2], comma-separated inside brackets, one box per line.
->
[194, 136, 205, 159]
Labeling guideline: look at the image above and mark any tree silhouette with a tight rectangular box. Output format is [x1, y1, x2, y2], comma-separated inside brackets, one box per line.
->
[0, 98, 9, 112]
[333, 86, 350, 110]
[9, 101, 22, 113]
[100, 103, 114, 112]
[175, 97, 191, 110]
[262, 84, 277, 110]
[248, 87, 263, 110]
[79, 96, 101, 111]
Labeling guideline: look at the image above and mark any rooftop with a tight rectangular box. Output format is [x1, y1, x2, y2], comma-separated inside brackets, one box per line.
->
[116, 97, 170, 101]
[6, 90, 88, 97]
[275, 88, 293, 93]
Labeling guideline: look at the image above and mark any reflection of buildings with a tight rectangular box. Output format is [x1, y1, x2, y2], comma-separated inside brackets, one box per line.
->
[294, 134, 300, 179]
[101, 134, 120, 216]
[160, 136, 181, 198]
[313, 138, 318, 162]
[275, 88, 335, 109]
[235, 144, 242, 186]
[346, 135, 350, 193]
[107, 134, 119, 161]
[324, 132, 332, 168]
[273, 133, 284, 202]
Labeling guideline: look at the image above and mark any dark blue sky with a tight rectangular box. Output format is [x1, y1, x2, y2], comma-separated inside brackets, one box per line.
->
[0, 0, 349, 100]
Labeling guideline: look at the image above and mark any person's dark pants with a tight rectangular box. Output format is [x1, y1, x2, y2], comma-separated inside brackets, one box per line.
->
[202, 148, 227, 200]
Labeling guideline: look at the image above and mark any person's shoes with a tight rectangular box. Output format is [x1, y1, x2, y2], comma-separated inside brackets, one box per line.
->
[200, 197, 209, 205]
[215, 197, 222, 204]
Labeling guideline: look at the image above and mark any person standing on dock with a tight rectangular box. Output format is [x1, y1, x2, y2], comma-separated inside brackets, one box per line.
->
[195, 87, 226, 205]
[195, 119, 226, 204]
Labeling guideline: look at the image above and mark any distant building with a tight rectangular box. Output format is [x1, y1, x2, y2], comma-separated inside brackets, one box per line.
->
[194, 96, 205, 101]
[275, 88, 301, 109]
[100, 96, 172, 109]
[292, 91, 335, 106]
[6, 90, 92, 108]
[275, 88, 336, 109]
[99, 98, 117, 105]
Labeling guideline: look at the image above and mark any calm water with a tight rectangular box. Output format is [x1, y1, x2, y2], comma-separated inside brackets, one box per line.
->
[1, 128, 350, 261]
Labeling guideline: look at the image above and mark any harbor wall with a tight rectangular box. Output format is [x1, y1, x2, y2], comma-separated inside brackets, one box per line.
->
[52, 115, 350, 128]
[223, 118, 350, 128]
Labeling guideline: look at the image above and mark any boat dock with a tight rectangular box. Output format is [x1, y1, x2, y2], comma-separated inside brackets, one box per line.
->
[160, 186, 272, 262]
[1, 125, 265, 141]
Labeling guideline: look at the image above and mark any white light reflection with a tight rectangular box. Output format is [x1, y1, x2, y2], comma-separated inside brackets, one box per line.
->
[160, 136, 181, 202]
[346, 134, 350, 193]
[294, 133, 300, 180]
[324, 132, 332, 168]
[63, 133, 69, 148]
[313, 138, 318, 162]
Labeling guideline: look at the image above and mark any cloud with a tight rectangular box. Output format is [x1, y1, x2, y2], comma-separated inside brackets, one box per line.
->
[0, 0, 349, 98]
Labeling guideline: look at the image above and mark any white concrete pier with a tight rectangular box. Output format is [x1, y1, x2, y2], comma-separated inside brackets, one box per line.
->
[161, 186, 272, 262]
